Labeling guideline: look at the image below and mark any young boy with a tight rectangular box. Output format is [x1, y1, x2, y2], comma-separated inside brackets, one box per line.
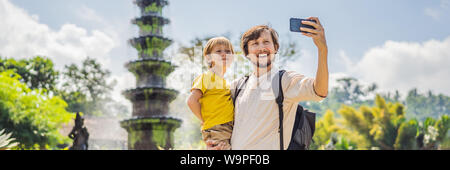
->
[187, 37, 235, 150]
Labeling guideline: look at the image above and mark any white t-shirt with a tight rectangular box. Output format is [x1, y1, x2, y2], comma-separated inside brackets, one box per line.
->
[230, 67, 325, 150]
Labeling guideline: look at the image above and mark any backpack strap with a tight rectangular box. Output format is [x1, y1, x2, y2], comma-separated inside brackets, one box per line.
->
[233, 75, 249, 106]
[272, 70, 286, 150]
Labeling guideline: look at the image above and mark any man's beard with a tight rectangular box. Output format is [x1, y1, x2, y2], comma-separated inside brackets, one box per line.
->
[255, 59, 272, 68]
[253, 53, 274, 68]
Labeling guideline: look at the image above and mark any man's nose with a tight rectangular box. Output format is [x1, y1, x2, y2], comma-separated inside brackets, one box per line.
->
[257, 44, 269, 52]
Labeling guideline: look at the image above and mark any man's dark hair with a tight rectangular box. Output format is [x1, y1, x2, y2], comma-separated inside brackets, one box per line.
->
[240, 25, 280, 56]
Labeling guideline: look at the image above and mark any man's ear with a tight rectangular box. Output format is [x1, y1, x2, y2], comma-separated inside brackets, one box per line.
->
[244, 53, 252, 60]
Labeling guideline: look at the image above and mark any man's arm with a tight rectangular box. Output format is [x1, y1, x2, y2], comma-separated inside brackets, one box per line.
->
[301, 17, 328, 97]
[314, 46, 328, 97]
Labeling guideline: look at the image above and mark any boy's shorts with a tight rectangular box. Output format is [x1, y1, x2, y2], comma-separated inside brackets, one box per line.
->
[201, 121, 233, 150]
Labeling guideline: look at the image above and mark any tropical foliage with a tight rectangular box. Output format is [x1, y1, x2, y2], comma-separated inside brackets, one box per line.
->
[0, 56, 129, 149]
[0, 70, 73, 149]
[0, 129, 19, 150]
[311, 95, 449, 150]
[0, 56, 59, 93]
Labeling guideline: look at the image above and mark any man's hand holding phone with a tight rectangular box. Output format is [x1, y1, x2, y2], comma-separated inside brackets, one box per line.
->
[290, 17, 329, 101]
[290, 17, 327, 51]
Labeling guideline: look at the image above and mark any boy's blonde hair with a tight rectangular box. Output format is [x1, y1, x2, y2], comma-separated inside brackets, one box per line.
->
[203, 37, 234, 68]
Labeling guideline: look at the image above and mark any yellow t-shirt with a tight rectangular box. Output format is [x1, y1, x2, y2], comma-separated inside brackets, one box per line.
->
[191, 71, 234, 130]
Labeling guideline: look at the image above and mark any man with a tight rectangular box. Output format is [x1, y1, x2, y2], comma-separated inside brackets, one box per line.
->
[207, 17, 328, 150]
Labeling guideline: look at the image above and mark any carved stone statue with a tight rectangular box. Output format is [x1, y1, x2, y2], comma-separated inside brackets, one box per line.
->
[68, 112, 89, 150]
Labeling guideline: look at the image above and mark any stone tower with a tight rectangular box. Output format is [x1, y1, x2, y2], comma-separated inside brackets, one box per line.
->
[120, 0, 181, 150]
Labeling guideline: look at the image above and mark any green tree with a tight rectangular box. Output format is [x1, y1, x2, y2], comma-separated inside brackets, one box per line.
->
[415, 115, 450, 149]
[394, 119, 419, 150]
[300, 76, 450, 126]
[59, 57, 127, 117]
[61, 57, 115, 103]
[405, 88, 450, 121]
[316, 95, 449, 150]
[312, 109, 369, 150]
[301, 76, 379, 117]
[0, 56, 59, 93]
[311, 110, 340, 149]
[0, 70, 73, 149]
[337, 95, 409, 149]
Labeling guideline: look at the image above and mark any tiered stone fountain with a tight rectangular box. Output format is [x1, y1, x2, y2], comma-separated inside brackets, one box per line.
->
[120, 0, 181, 150]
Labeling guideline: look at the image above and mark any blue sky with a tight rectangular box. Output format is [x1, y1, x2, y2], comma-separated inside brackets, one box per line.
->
[1, 0, 450, 104]
[11, 0, 450, 57]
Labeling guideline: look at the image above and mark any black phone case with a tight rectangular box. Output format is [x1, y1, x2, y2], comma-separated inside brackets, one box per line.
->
[290, 18, 316, 33]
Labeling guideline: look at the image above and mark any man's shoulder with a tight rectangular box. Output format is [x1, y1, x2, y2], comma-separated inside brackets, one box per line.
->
[231, 75, 250, 88]
[280, 70, 304, 76]
[280, 70, 307, 82]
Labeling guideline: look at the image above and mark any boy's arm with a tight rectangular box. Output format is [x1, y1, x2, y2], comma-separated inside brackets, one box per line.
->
[187, 89, 204, 123]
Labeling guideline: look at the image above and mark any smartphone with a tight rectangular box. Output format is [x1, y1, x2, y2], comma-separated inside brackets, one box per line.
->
[290, 18, 317, 33]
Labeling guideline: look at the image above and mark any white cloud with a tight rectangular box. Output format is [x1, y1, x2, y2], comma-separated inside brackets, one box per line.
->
[424, 0, 450, 20]
[338, 50, 354, 72]
[350, 37, 450, 96]
[0, 0, 117, 70]
[424, 7, 441, 20]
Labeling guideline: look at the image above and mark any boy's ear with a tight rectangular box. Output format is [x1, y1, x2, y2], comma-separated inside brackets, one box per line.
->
[204, 54, 213, 68]
[205, 54, 212, 61]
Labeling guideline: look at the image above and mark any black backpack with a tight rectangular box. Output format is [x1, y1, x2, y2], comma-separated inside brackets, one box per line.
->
[233, 70, 316, 150]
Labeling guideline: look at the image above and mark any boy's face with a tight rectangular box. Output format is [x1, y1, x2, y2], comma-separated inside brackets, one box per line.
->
[209, 44, 234, 68]
[246, 30, 277, 68]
